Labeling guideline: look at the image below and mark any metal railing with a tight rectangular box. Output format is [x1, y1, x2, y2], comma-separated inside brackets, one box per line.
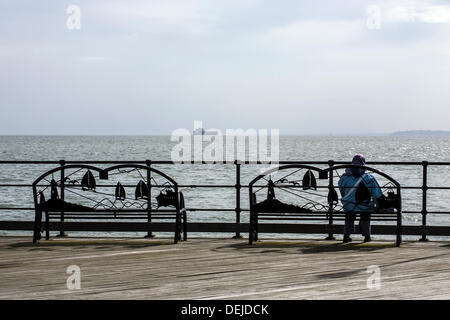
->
[1, 159, 450, 240]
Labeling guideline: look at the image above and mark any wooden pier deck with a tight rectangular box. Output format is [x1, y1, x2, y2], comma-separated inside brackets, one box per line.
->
[0, 236, 449, 300]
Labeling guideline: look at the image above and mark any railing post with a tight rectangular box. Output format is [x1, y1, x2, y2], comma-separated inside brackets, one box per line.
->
[420, 161, 428, 241]
[326, 160, 336, 240]
[233, 160, 242, 239]
[145, 160, 154, 238]
[57, 159, 67, 237]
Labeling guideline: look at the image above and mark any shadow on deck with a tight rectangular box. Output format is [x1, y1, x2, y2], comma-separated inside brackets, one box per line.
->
[213, 240, 396, 254]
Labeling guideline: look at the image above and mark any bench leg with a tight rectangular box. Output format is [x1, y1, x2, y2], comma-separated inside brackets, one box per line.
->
[249, 211, 256, 245]
[396, 223, 402, 247]
[174, 224, 179, 244]
[174, 212, 181, 244]
[183, 210, 187, 241]
[396, 213, 402, 247]
[33, 209, 43, 244]
[45, 212, 50, 240]
[249, 221, 253, 245]
[254, 216, 258, 242]
[249, 216, 253, 245]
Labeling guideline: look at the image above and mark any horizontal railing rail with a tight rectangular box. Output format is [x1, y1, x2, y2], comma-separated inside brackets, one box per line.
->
[0, 159, 450, 240]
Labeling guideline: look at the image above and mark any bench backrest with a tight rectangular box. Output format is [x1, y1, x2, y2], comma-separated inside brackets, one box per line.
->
[249, 164, 401, 215]
[32, 164, 180, 213]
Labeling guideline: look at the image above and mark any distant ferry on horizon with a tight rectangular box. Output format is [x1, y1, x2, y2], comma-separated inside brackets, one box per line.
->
[193, 128, 220, 135]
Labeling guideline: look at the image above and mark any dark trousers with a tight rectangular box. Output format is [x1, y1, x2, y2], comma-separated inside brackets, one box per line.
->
[344, 212, 371, 237]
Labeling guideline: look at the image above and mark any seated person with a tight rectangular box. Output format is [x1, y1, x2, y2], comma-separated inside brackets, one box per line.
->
[338, 154, 382, 243]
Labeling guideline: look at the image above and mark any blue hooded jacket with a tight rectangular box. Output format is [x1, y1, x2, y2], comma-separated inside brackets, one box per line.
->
[338, 155, 382, 212]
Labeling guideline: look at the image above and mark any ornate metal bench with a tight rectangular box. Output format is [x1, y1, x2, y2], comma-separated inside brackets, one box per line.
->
[32, 163, 186, 243]
[249, 164, 402, 246]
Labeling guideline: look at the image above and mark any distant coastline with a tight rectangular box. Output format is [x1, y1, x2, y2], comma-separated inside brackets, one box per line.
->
[392, 130, 450, 136]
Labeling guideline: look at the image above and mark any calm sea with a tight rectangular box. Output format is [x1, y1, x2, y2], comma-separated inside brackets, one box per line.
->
[1, 135, 450, 239]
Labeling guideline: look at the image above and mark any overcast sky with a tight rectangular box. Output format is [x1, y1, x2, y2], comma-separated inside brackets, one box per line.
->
[1, 0, 450, 135]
